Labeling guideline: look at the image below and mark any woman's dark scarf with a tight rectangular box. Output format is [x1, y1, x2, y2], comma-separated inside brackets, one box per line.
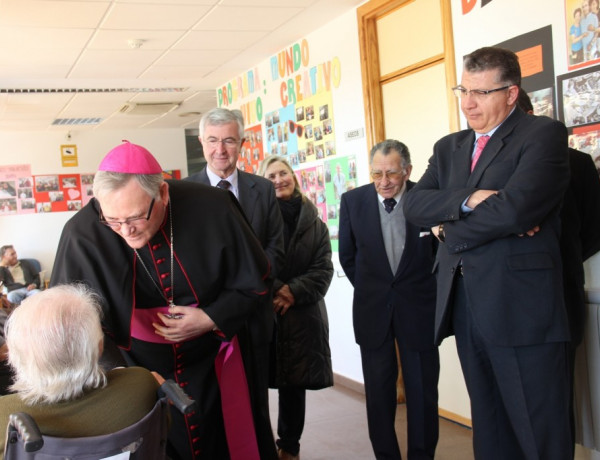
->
[278, 193, 302, 250]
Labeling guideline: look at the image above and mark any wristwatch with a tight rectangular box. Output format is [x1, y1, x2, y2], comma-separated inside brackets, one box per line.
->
[438, 223, 445, 242]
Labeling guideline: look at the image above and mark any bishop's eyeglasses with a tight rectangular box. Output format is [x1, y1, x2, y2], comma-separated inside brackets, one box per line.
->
[99, 198, 155, 229]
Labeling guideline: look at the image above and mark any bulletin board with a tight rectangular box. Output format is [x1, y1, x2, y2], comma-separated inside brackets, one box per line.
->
[217, 39, 355, 251]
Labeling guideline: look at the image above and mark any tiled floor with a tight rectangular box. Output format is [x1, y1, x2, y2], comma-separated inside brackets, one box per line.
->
[269, 385, 597, 460]
[268, 385, 473, 460]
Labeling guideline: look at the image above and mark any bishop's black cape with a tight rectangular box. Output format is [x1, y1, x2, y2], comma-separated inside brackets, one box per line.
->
[50, 179, 270, 459]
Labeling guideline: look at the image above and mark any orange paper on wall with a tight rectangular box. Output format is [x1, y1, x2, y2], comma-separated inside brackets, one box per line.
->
[515, 45, 544, 78]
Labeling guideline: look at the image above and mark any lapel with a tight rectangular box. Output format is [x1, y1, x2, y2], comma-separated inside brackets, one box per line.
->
[197, 168, 211, 186]
[363, 185, 392, 277]
[237, 170, 258, 221]
[393, 181, 416, 281]
[456, 131, 476, 187]
[468, 109, 522, 185]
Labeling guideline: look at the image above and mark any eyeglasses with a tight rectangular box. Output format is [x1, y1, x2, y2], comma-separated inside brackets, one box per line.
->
[288, 120, 304, 137]
[452, 85, 512, 98]
[99, 198, 155, 229]
[204, 137, 241, 149]
[370, 170, 404, 181]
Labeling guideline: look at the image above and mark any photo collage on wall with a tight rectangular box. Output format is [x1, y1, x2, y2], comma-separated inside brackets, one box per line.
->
[558, 1, 600, 175]
[259, 91, 356, 251]
[322, 155, 356, 251]
[557, 65, 600, 172]
[33, 174, 94, 213]
[0, 168, 182, 216]
[238, 125, 264, 174]
[265, 92, 336, 165]
[0, 165, 35, 215]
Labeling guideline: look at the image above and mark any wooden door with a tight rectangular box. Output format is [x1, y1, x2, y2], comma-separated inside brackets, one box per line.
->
[357, 0, 459, 403]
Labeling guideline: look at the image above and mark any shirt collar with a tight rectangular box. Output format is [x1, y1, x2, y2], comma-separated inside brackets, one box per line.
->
[377, 181, 406, 204]
[206, 168, 239, 197]
[475, 106, 516, 140]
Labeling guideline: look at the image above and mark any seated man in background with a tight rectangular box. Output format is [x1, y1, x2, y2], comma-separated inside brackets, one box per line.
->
[0, 245, 41, 305]
[0, 284, 160, 454]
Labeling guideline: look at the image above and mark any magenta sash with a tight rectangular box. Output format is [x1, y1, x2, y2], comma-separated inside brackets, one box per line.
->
[131, 304, 197, 344]
[214, 335, 260, 460]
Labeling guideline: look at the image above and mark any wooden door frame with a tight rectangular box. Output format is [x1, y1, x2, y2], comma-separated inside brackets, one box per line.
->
[357, 0, 460, 155]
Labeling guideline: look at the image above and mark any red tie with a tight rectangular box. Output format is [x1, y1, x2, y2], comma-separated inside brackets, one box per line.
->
[471, 135, 490, 172]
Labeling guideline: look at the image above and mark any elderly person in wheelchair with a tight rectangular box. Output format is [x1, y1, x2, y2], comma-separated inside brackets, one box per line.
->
[0, 284, 162, 458]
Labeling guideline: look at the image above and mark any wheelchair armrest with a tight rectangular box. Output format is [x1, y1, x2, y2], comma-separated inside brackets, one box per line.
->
[159, 379, 197, 415]
[7, 412, 44, 452]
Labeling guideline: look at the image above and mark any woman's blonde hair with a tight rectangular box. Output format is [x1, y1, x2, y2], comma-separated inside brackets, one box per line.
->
[258, 155, 302, 196]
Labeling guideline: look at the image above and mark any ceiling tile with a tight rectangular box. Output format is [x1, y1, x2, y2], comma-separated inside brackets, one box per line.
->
[102, 3, 213, 30]
[175, 30, 267, 50]
[70, 49, 164, 78]
[88, 30, 185, 50]
[194, 5, 302, 31]
[157, 49, 240, 67]
[0, 0, 110, 28]
[0, 27, 93, 50]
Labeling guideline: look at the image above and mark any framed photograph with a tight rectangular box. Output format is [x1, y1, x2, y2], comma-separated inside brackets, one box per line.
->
[568, 124, 600, 176]
[527, 87, 556, 119]
[565, 0, 600, 70]
[557, 64, 600, 128]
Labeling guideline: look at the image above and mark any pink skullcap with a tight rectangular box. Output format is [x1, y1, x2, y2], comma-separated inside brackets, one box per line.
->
[98, 140, 162, 174]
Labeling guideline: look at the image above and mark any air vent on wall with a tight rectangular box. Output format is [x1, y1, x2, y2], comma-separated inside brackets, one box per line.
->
[119, 102, 181, 115]
[52, 118, 102, 126]
[0, 87, 187, 94]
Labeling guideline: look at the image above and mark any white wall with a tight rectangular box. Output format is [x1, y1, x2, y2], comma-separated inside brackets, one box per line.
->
[0, 129, 187, 275]
[311, 10, 371, 385]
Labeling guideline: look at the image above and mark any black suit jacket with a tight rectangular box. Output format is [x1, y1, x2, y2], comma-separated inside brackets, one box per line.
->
[186, 168, 284, 278]
[561, 148, 600, 346]
[404, 109, 570, 347]
[186, 168, 284, 346]
[339, 181, 437, 351]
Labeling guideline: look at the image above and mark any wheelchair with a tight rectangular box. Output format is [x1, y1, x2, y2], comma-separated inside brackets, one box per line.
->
[3, 379, 196, 459]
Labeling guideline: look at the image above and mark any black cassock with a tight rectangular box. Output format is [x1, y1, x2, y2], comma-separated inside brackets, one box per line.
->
[51, 180, 270, 459]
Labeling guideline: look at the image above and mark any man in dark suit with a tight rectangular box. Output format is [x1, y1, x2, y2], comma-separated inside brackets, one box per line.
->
[518, 87, 600, 458]
[404, 47, 572, 459]
[339, 139, 439, 460]
[186, 107, 284, 460]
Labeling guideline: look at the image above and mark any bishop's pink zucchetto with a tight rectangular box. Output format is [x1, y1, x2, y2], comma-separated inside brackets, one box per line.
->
[98, 140, 163, 174]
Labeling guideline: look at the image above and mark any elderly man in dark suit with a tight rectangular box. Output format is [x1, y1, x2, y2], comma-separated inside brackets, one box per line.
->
[404, 47, 571, 460]
[186, 107, 284, 460]
[339, 139, 439, 460]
